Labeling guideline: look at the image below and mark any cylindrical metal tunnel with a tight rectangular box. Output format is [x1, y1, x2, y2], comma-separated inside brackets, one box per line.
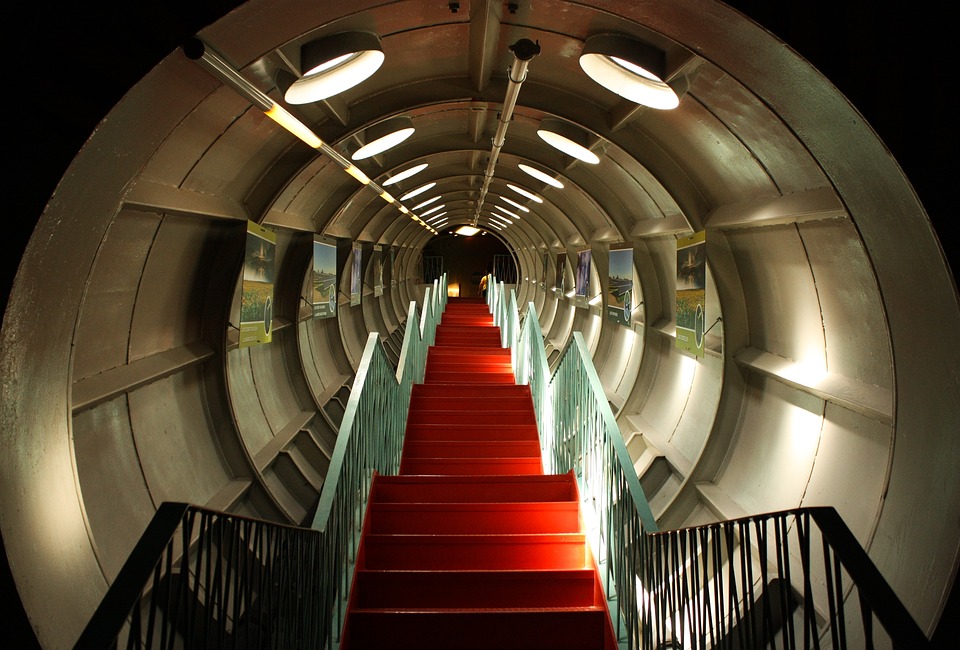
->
[2, 2, 957, 648]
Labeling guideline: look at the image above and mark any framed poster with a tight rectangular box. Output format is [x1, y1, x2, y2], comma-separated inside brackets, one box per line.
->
[312, 238, 337, 319]
[676, 231, 706, 357]
[240, 221, 276, 348]
[576, 248, 591, 303]
[373, 245, 383, 297]
[350, 242, 363, 306]
[555, 253, 566, 292]
[607, 246, 633, 326]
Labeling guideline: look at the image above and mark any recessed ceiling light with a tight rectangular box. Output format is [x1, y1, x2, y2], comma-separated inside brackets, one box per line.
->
[500, 196, 530, 212]
[456, 225, 480, 236]
[420, 204, 446, 218]
[382, 163, 428, 186]
[537, 119, 600, 164]
[494, 205, 520, 220]
[400, 182, 436, 201]
[518, 163, 564, 188]
[579, 34, 679, 110]
[351, 116, 415, 160]
[507, 184, 543, 203]
[284, 32, 385, 104]
[412, 195, 442, 211]
[425, 211, 447, 223]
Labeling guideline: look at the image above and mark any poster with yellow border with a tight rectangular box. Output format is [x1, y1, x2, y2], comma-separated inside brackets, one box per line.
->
[676, 230, 706, 356]
[240, 221, 276, 348]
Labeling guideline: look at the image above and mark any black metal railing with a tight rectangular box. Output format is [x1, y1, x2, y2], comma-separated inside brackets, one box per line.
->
[634, 507, 930, 650]
[74, 504, 324, 649]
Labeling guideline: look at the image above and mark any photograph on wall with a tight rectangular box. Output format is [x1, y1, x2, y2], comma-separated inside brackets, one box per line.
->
[555, 253, 566, 292]
[607, 246, 634, 326]
[576, 248, 591, 302]
[373, 245, 383, 297]
[541, 252, 549, 290]
[676, 230, 706, 357]
[350, 242, 363, 306]
[311, 238, 337, 319]
[240, 221, 276, 348]
[390, 247, 396, 286]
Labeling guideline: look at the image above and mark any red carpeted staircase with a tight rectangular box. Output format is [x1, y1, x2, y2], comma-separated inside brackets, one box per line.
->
[341, 298, 618, 649]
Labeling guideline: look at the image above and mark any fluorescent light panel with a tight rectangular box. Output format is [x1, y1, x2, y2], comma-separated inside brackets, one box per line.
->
[507, 184, 543, 203]
[518, 163, 564, 188]
[400, 182, 436, 201]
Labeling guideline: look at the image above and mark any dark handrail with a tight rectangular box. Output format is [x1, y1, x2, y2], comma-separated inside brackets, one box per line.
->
[74, 503, 190, 649]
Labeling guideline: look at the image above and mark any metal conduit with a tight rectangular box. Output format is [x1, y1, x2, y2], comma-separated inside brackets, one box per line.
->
[472, 39, 541, 226]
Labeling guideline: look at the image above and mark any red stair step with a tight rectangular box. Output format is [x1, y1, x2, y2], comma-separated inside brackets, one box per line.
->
[371, 475, 578, 503]
[361, 533, 588, 570]
[399, 456, 543, 475]
[407, 409, 535, 425]
[401, 440, 541, 459]
[344, 609, 609, 650]
[410, 395, 534, 411]
[424, 371, 515, 384]
[402, 423, 541, 442]
[411, 383, 530, 398]
[352, 568, 599, 609]
[366, 502, 580, 534]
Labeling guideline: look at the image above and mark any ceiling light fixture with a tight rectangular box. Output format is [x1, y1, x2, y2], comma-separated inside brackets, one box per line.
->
[412, 195, 442, 211]
[284, 32, 384, 104]
[500, 196, 530, 212]
[507, 184, 543, 203]
[494, 205, 520, 220]
[456, 225, 480, 236]
[518, 163, 564, 188]
[351, 116, 415, 160]
[400, 182, 437, 201]
[537, 119, 600, 164]
[425, 211, 447, 223]
[383, 163, 428, 186]
[419, 204, 446, 218]
[579, 34, 679, 110]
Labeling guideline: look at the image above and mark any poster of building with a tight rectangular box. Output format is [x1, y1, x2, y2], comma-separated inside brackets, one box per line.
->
[312, 238, 337, 319]
[240, 221, 276, 348]
[576, 248, 591, 303]
[350, 242, 362, 306]
[676, 231, 706, 357]
[607, 246, 634, 326]
[373, 245, 383, 297]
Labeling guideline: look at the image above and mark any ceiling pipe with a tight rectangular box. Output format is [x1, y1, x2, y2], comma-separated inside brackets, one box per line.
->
[472, 38, 541, 226]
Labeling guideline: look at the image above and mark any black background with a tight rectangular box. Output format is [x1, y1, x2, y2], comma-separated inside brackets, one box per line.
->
[4, 2, 957, 646]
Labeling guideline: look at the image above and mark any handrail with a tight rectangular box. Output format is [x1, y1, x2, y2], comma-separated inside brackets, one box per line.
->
[74, 274, 445, 649]
[492, 276, 930, 650]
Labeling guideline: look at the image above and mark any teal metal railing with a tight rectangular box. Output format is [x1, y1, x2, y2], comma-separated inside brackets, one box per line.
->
[496, 279, 928, 649]
[75, 275, 446, 649]
[506, 287, 657, 643]
[310, 274, 445, 645]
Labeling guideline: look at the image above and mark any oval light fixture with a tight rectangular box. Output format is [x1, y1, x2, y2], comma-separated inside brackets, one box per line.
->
[383, 163, 427, 186]
[352, 116, 415, 160]
[284, 32, 385, 104]
[499, 196, 530, 212]
[537, 119, 600, 164]
[518, 163, 564, 188]
[494, 205, 520, 220]
[506, 183, 544, 203]
[412, 195, 442, 211]
[400, 182, 437, 201]
[579, 34, 679, 110]
[419, 204, 446, 218]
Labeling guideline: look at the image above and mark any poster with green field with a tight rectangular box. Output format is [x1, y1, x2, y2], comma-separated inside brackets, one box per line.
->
[240, 221, 276, 348]
[676, 230, 706, 357]
[312, 238, 337, 319]
[607, 247, 633, 326]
